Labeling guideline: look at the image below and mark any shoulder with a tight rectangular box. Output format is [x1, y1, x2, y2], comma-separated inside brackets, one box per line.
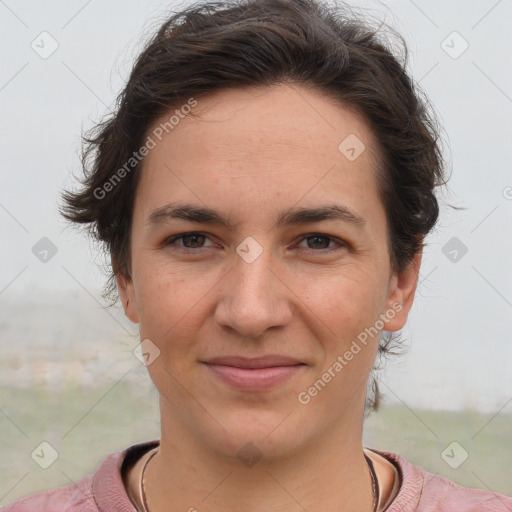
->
[374, 450, 512, 512]
[0, 441, 158, 512]
[0, 475, 96, 512]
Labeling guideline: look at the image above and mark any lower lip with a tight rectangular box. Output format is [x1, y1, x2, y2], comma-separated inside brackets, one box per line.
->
[203, 364, 304, 391]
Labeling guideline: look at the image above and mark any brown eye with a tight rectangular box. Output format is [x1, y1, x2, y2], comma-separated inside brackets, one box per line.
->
[181, 233, 206, 248]
[305, 235, 332, 249]
[298, 234, 344, 251]
[164, 232, 214, 250]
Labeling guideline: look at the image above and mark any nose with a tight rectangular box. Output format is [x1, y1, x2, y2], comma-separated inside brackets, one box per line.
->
[214, 247, 293, 339]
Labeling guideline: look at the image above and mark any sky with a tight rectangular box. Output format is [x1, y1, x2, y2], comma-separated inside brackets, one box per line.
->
[1, 0, 511, 413]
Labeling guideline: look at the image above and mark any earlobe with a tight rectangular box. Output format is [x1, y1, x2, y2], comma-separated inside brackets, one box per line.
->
[116, 274, 140, 324]
[383, 252, 422, 332]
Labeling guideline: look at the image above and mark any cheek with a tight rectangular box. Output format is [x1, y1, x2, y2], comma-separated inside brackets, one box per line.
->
[133, 261, 182, 337]
[132, 258, 218, 347]
[303, 271, 389, 395]
[304, 264, 390, 337]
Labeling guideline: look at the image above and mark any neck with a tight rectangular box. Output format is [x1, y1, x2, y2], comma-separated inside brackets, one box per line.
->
[144, 405, 376, 512]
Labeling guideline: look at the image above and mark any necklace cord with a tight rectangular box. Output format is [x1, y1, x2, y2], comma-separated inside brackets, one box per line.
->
[364, 453, 380, 512]
[140, 449, 158, 512]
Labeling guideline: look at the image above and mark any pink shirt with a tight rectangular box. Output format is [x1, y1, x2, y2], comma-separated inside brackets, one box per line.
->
[2, 441, 511, 511]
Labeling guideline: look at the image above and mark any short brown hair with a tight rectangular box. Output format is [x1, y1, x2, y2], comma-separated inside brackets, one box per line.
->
[61, 0, 445, 409]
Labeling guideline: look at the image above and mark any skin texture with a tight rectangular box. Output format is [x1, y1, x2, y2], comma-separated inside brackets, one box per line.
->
[118, 83, 421, 512]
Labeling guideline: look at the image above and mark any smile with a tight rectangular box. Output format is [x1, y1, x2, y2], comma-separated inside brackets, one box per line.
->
[201, 356, 306, 391]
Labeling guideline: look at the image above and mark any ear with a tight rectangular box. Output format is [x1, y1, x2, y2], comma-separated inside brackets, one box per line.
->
[117, 273, 139, 324]
[382, 251, 422, 332]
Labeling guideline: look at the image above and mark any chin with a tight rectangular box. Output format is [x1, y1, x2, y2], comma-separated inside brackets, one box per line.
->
[197, 405, 314, 463]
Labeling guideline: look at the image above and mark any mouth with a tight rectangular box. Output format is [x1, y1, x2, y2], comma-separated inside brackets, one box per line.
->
[200, 356, 306, 391]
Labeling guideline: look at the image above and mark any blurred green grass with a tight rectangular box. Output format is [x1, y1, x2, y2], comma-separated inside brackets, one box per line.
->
[1, 382, 510, 505]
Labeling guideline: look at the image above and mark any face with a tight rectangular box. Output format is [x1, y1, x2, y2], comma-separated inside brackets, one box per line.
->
[118, 84, 419, 459]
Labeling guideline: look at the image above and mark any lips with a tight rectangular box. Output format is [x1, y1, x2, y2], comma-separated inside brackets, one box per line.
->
[201, 355, 305, 391]
[203, 355, 303, 369]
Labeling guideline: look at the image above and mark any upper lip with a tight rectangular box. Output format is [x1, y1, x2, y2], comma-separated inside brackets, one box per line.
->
[202, 356, 304, 369]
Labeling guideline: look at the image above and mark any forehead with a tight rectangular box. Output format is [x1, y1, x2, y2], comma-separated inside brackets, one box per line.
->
[135, 83, 385, 227]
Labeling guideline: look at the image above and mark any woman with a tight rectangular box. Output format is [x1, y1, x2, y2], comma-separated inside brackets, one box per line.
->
[4, 0, 511, 510]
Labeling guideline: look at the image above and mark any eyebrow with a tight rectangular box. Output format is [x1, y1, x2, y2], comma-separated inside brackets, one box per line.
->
[146, 202, 365, 229]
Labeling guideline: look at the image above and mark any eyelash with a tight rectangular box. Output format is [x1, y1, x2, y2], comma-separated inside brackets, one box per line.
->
[163, 232, 347, 253]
